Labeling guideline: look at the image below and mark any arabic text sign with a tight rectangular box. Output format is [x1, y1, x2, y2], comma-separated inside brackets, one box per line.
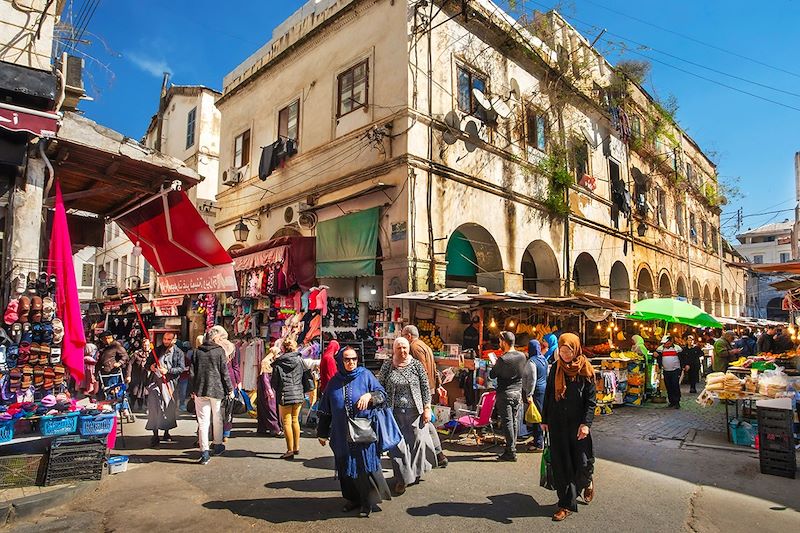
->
[159, 264, 238, 296]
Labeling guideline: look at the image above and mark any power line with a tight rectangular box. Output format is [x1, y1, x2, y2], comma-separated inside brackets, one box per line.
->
[579, 0, 800, 79]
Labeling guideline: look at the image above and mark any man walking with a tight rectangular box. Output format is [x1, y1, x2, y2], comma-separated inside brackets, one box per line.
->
[656, 336, 683, 409]
[489, 331, 529, 461]
[146, 331, 186, 447]
[403, 325, 448, 468]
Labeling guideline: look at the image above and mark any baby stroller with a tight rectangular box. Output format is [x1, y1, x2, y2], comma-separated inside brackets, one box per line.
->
[99, 370, 134, 423]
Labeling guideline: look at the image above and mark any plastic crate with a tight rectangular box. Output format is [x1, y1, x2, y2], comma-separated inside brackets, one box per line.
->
[759, 454, 796, 479]
[39, 413, 79, 437]
[757, 407, 793, 429]
[0, 419, 15, 444]
[759, 431, 793, 453]
[78, 414, 115, 437]
[44, 439, 106, 486]
[107, 455, 128, 474]
[0, 454, 45, 488]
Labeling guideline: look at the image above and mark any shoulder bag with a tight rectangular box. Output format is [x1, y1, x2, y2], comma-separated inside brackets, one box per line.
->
[344, 382, 377, 444]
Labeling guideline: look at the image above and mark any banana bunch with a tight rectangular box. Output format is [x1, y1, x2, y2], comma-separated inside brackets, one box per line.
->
[421, 334, 444, 351]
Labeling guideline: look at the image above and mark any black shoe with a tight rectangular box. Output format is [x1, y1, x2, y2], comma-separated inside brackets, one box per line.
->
[342, 501, 359, 513]
[162, 433, 175, 443]
[497, 453, 517, 462]
[436, 452, 449, 468]
[212, 444, 226, 456]
[280, 451, 294, 461]
[359, 505, 371, 518]
[150, 436, 160, 448]
[198, 451, 210, 465]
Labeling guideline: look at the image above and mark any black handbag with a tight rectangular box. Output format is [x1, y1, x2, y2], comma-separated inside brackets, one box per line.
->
[302, 368, 315, 393]
[344, 384, 376, 444]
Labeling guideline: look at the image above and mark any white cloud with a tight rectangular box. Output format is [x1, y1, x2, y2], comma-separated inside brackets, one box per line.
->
[126, 51, 173, 77]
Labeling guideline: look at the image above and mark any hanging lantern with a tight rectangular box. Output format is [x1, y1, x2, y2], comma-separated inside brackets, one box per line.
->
[233, 219, 250, 243]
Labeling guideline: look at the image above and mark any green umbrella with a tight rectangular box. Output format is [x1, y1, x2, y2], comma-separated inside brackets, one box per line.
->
[629, 298, 722, 329]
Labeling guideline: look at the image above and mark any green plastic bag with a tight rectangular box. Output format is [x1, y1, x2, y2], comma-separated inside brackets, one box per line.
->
[539, 435, 556, 491]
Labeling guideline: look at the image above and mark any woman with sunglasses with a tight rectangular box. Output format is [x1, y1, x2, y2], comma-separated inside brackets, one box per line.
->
[541, 333, 597, 522]
[317, 347, 391, 518]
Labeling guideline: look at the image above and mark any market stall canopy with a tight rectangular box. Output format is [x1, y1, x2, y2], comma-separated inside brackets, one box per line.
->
[316, 207, 379, 278]
[231, 236, 316, 291]
[751, 262, 800, 275]
[115, 189, 236, 295]
[629, 298, 722, 328]
[44, 111, 201, 219]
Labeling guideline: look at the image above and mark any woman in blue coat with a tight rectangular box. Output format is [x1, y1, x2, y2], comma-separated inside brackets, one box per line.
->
[317, 347, 392, 518]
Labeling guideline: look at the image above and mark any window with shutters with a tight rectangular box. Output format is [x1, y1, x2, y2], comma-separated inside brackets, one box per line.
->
[186, 107, 196, 149]
[456, 64, 487, 120]
[278, 100, 300, 142]
[81, 264, 94, 287]
[234, 129, 250, 167]
[337, 60, 369, 117]
[675, 201, 686, 237]
[525, 106, 547, 152]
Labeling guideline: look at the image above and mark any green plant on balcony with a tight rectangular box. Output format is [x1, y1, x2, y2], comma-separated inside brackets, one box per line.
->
[536, 149, 573, 218]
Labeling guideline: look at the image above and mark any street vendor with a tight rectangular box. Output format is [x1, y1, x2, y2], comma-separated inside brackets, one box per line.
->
[713, 331, 741, 373]
[462, 315, 481, 353]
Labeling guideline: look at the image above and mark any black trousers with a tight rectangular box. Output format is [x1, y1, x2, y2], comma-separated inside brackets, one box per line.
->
[496, 391, 522, 456]
[663, 369, 682, 405]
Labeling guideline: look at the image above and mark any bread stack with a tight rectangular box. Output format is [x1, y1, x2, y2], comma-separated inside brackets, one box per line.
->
[723, 373, 743, 393]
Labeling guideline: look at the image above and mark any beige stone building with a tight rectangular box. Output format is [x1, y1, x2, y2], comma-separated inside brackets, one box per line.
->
[213, 0, 746, 315]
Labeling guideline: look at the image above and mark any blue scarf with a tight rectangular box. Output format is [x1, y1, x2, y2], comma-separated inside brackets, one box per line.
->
[528, 339, 542, 358]
[543, 333, 558, 363]
[335, 347, 366, 381]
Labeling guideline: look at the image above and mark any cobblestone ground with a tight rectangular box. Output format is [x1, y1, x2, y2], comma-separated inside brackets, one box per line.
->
[592, 384, 726, 440]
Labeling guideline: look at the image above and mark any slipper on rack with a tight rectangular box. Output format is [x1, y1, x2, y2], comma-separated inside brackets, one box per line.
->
[43, 367, 54, 390]
[8, 368, 21, 393]
[37, 272, 48, 297]
[28, 344, 40, 365]
[42, 297, 54, 321]
[11, 323, 22, 344]
[20, 366, 32, 390]
[3, 299, 19, 325]
[17, 296, 30, 324]
[49, 346, 61, 365]
[53, 365, 65, 387]
[13, 273, 26, 295]
[26, 272, 37, 296]
[6, 345, 18, 369]
[51, 319, 64, 345]
[33, 366, 44, 388]
[48, 274, 56, 298]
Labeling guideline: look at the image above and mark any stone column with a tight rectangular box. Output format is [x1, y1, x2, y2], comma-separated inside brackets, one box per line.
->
[8, 156, 45, 296]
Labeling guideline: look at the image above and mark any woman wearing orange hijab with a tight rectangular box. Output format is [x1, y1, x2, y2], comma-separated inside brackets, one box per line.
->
[541, 333, 597, 522]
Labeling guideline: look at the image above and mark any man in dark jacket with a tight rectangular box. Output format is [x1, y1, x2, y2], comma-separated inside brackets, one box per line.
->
[191, 325, 234, 465]
[757, 326, 777, 354]
[489, 331, 530, 461]
[146, 331, 186, 447]
[99, 331, 129, 376]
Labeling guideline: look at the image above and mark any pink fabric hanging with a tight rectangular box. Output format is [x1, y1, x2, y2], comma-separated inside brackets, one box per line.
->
[47, 181, 85, 381]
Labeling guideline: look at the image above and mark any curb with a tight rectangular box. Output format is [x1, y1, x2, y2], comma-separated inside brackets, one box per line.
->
[2, 481, 100, 526]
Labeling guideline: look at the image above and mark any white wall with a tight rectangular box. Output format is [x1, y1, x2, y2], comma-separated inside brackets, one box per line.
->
[0, 0, 58, 70]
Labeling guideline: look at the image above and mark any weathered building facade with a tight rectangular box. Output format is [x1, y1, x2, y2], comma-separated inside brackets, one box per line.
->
[213, 0, 746, 314]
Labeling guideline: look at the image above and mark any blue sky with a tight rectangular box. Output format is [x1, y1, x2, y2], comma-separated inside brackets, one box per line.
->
[72, 0, 798, 240]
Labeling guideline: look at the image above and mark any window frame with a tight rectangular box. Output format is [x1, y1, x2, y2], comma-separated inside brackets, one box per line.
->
[752, 255, 764, 264]
[525, 105, 547, 152]
[656, 187, 668, 227]
[630, 114, 642, 139]
[186, 106, 197, 149]
[780, 252, 791, 263]
[81, 264, 94, 287]
[675, 201, 686, 237]
[456, 64, 488, 120]
[689, 213, 697, 243]
[337, 59, 369, 118]
[278, 99, 300, 143]
[233, 129, 251, 168]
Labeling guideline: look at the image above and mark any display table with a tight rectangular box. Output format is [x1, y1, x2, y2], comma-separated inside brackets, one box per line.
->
[711, 392, 770, 443]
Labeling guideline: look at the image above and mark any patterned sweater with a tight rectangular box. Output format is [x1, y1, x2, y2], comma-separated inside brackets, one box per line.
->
[378, 359, 431, 414]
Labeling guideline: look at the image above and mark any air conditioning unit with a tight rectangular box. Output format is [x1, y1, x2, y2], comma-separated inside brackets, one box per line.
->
[127, 276, 141, 291]
[298, 211, 318, 230]
[222, 165, 246, 187]
[283, 202, 308, 225]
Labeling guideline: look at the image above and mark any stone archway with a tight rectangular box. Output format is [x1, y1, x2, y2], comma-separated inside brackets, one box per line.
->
[573, 253, 601, 295]
[520, 240, 561, 296]
[703, 285, 713, 313]
[659, 271, 673, 298]
[271, 227, 302, 239]
[766, 297, 788, 321]
[445, 224, 503, 287]
[723, 289, 730, 316]
[713, 287, 722, 316]
[676, 277, 688, 299]
[636, 265, 655, 301]
[691, 279, 702, 308]
[609, 261, 630, 302]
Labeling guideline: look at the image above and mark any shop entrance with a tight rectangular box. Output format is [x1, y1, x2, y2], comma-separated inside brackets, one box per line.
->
[636, 266, 654, 301]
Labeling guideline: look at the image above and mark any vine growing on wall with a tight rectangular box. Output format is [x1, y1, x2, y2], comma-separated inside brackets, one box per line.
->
[537, 148, 573, 218]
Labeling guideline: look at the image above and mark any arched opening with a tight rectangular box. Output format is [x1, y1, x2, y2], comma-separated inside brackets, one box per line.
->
[520, 240, 561, 296]
[766, 297, 788, 322]
[691, 280, 702, 308]
[636, 266, 654, 301]
[703, 285, 712, 313]
[723, 289, 730, 316]
[573, 253, 600, 295]
[738, 294, 744, 317]
[445, 224, 502, 287]
[271, 227, 302, 239]
[659, 272, 672, 298]
[609, 261, 630, 302]
[676, 277, 688, 299]
[713, 287, 722, 316]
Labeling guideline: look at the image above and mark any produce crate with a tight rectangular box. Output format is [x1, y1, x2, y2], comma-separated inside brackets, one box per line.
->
[0, 419, 15, 444]
[757, 407, 794, 431]
[0, 454, 45, 488]
[39, 413, 79, 437]
[759, 453, 796, 479]
[78, 414, 115, 437]
[44, 437, 106, 486]
[759, 431, 793, 453]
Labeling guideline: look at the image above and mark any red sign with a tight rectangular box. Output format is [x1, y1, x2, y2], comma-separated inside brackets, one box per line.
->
[0, 103, 59, 137]
[153, 296, 184, 317]
[103, 300, 123, 313]
[159, 263, 238, 296]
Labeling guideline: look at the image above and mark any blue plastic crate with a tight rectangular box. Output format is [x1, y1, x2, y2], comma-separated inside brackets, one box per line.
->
[0, 420, 14, 443]
[39, 413, 79, 437]
[78, 414, 115, 436]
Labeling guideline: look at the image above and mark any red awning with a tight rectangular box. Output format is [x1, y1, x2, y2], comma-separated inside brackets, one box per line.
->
[231, 236, 316, 291]
[0, 102, 59, 137]
[751, 262, 800, 274]
[116, 189, 231, 274]
[233, 245, 288, 272]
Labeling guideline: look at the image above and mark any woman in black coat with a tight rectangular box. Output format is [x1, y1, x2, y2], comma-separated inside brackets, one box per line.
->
[271, 338, 306, 460]
[681, 335, 703, 393]
[542, 333, 597, 522]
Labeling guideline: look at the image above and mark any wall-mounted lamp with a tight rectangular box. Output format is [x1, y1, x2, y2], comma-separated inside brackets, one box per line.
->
[370, 285, 377, 295]
[233, 217, 260, 243]
[637, 222, 647, 237]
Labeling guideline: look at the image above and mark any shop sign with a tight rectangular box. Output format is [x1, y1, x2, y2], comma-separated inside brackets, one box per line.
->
[153, 296, 183, 317]
[103, 301, 123, 313]
[159, 263, 238, 296]
[391, 222, 407, 242]
[0, 103, 59, 137]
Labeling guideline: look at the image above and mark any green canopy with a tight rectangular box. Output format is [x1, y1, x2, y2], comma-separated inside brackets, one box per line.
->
[316, 207, 379, 278]
[629, 298, 722, 329]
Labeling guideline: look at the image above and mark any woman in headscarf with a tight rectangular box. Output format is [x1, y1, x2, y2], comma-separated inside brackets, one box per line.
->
[317, 346, 391, 518]
[378, 337, 435, 496]
[543, 332, 558, 364]
[318, 339, 341, 395]
[524, 337, 549, 452]
[256, 345, 282, 436]
[542, 333, 597, 522]
[631, 334, 657, 397]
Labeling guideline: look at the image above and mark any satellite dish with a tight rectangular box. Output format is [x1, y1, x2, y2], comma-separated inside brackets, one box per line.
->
[582, 125, 598, 148]
[463, 120, 479, 153]
[491, 96, 512, 118]
[443, 110, 460, 145]
[509, 78, 521, 101]
[472, 88, 491, 110]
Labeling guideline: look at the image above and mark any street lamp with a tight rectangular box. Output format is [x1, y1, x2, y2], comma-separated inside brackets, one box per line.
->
[233, 219, 250, 243]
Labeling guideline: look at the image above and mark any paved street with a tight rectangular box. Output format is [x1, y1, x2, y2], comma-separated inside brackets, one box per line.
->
[5, 387, 798, 533]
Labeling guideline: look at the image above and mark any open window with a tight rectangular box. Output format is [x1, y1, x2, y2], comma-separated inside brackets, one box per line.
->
[337, 60, 369, 117]
[278, 99, 300, 145]
[456, 64, 487, 121]
[234, 129, 251, 168]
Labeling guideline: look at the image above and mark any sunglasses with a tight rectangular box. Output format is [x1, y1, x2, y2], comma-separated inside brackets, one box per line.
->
[343, 357, 358, 362]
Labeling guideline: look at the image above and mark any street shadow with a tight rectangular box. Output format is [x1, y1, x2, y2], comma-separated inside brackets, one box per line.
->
[406, 492, 553, 524]
[300, 455, 336, 471]
[204, 497, 347, 523]
[265, 476, 340, 493]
